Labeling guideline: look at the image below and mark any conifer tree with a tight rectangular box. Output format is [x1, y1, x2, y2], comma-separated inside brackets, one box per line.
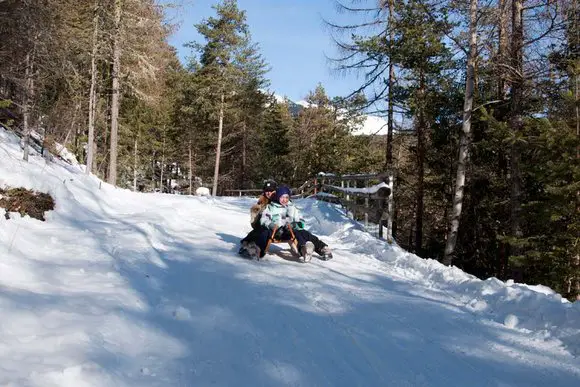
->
[229, 42, 269, 189]
[394, 0, 454, 253]
[188, 0, 268, 194]
[260, 100, 292, 182]
[192, 0, 248, 195]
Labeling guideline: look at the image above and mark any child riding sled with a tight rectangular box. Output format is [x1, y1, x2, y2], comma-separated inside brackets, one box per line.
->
[243, 185, 333, 262]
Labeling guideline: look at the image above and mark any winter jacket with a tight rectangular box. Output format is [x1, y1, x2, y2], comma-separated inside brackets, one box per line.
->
[250, 194, 270, 229]
[260, 200, 305, 231]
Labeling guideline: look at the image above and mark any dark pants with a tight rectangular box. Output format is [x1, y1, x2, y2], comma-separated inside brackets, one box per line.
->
[255, 226, 327, 258]
[240, 228, 261, 245]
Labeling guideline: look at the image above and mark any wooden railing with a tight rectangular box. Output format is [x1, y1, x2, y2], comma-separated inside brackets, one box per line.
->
[313, 172, 394, 242]
[223, 180, 316, 198]
[223, 188, 263, 197]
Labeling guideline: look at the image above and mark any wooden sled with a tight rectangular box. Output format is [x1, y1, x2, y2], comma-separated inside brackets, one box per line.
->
[264, 225, 310, 262]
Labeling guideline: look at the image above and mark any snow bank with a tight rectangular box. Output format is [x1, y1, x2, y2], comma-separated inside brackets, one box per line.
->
[297, 197, 580, 356]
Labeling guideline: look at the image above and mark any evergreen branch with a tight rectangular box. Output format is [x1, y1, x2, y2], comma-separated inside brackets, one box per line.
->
[333, 0, 381, 13]
[324, 19, 384, 30]
[415, 0, 468, 56]
[473, 100, 502, 112]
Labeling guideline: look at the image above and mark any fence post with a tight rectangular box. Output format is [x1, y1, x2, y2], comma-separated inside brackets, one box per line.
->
[376, 186, 390, 240]
[387, 173, 394, 243]
[364, 195, 369, 230]
[345, 180, 350, 201]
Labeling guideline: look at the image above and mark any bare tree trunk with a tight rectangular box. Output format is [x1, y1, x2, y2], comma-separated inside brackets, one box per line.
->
[498, 0, 510, 100]
[444, 0, 478, 266]
[494, 0, 512, 274]
[133, 134, 138, 191]
[188, 140, 193, 195]
[61, 106, 77, 147]
[86, 0, 99, 174]
[74, 122, 79, 160]
[212, 93, 225, 196]
[509, 0, 524, 250]
[22, 52, 33, 162]
[386, 0, 395, 168]
[160, 125, 166, 192]
[151, 150, 156, 190]
[241, 120, 247, 189]
[384, 0, 396, 243]
[62, 101, 80, 160]
[108, 0, 122, 186]
[574, 0, 580, 299]
[415, 70, 426, 254]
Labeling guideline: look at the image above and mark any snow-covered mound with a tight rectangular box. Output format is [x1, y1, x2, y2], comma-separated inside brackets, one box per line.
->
[300, 198, 580, 354]
[0, 126, 579, 386]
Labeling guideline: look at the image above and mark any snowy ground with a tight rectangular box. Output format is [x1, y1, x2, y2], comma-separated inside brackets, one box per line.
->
[1, 127, 579, 387]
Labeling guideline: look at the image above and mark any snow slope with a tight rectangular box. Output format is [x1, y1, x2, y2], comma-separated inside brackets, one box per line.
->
[1, 127, 579, 387]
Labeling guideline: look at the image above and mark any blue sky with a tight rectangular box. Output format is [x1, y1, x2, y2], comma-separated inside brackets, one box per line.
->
[163, 0, 369, 102]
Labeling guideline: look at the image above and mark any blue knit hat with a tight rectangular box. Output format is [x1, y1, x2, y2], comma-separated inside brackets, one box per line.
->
[275, 186, 291, 201]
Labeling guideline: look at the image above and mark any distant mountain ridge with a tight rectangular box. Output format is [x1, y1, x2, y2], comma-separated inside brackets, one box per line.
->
[272, 94, 388, 136]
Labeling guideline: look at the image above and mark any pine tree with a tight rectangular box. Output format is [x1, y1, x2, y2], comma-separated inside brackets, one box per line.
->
[188, 0, 268, 194]
[228, 40, 269, 189]
[289, 84, 366, 185]
[444, 0, 479, 265]
[260, 100, 292, 182]
[192, 0, 248, 195]
[394, 0, 454, 254]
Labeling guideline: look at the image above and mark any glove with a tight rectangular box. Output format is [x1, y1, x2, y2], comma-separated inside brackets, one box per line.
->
[291, 221, 305, 230]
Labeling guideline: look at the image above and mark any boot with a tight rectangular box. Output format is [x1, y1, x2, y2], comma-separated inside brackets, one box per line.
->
[300, 241, 314, 262]
[246, 242, 261, 260]
[238, 241, 249, 255]
[317, 246, 333, 260]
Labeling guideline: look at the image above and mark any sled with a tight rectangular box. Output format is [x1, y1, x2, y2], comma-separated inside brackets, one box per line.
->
[264, 225, 310, 263]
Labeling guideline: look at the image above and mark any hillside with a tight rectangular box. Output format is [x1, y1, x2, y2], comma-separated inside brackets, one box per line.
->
[0, 126, 579, 386]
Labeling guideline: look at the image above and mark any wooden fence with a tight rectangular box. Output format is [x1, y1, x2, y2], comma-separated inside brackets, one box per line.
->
[314, 172, 394, 242]
[223, 179, 315, 198]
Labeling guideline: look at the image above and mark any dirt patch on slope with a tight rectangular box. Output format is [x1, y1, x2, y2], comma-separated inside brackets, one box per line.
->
[0, 187, 55, 221]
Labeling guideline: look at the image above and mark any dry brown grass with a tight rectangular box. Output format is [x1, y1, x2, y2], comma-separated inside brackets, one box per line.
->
[0, 187, 55, 221]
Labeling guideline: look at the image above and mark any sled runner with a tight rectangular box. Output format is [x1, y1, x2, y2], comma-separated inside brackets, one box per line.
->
[264, 225, 311, 263]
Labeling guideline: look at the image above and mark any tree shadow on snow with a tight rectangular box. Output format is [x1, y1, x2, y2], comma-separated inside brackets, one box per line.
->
[4, 194, 579, 387]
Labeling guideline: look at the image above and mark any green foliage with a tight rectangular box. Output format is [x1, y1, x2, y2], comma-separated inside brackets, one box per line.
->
[288, 85, 368, 185]
[180, 0, 270, 192]
[514, 115, 580, 297]
[189, 0, 252, 117]
[260, 100, 292, 183]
